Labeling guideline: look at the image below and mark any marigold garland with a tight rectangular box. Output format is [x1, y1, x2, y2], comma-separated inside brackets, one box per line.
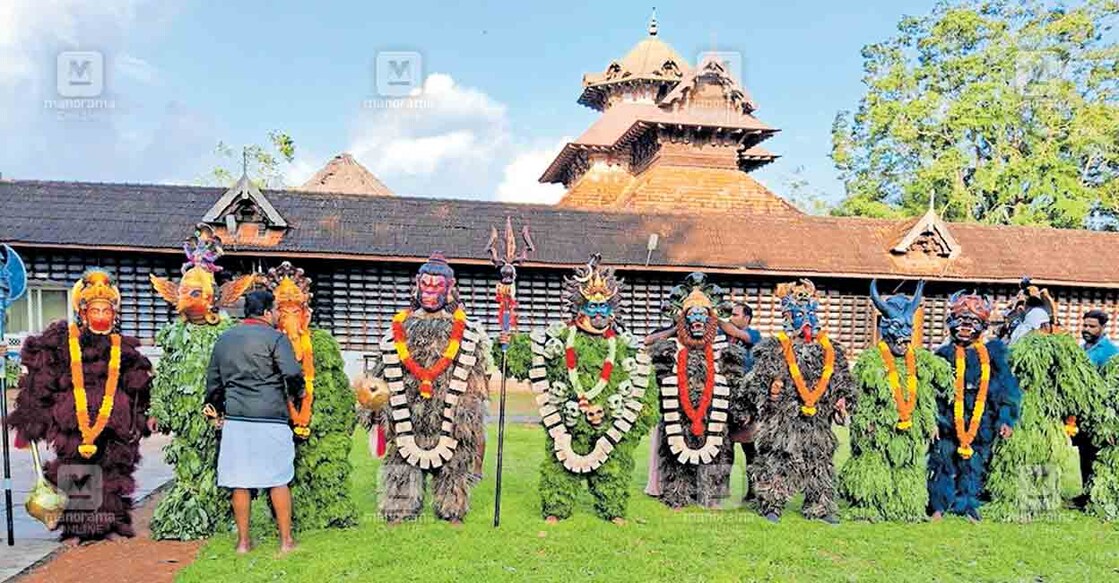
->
[953, 342, 990, 459]
[287, 332, 315, 438]
[392, 307, 467, 398]
[68, 323, 121, 459]
[878, 341, 918, 430]
[677, 342, 716, 436]
[776, 331, 835, 416]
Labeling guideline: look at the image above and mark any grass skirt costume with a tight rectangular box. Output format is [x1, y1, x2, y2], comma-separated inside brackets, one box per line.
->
[1087, 358, 1119, 519]
[928, 340, 1020, 518]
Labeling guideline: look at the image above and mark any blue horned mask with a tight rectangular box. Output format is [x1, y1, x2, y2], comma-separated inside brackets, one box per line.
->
[778, 279, 821, 340]
[870, 279, 925, 356]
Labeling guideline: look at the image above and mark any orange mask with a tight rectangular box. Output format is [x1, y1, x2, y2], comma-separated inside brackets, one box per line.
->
[151, 224, 253, 325]
[71, 270, 121, 335]
[271, 272, 312, 361]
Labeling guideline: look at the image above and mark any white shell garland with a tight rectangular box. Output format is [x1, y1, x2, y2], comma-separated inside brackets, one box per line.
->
[531, 326, 651, 474]
[379, 320, 481, 470]
[660, 337, 731, 466]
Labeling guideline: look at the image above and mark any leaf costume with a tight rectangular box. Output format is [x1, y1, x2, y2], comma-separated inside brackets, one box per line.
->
[1086, 357, 1119, 520]
[840, 278, 951, 522]
[745, 279, 856, 522]
[9, 270, 154, 541]
[985, 332, 1106, 521]
[508, 255, 657, 521]
[647, 272, 748, 509]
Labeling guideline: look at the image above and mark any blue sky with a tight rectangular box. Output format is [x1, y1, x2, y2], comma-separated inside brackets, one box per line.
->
[0, 0, 936, 204]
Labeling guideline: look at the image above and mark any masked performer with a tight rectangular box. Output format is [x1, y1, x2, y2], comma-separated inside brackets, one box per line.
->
[360, 253, 488, 524]
[147, 225, 254, 540]
[506, 254, 656, 523]
[647, 273, 748, 509]
[745, 279, 855, 523]
[928, 291, 1022, 521]
[839, 280, 951, 521]
[263, 262, 358, 530]
[985, 285, 1106, 521]
[9, 270, 154, 543]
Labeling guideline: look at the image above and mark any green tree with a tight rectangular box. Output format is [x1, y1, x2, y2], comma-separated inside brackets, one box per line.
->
[831, 0, 1118, 227]
[782, 165, 835, 215]
[204, 130, 296, 188]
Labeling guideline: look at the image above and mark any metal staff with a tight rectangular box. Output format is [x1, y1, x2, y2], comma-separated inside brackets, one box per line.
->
[0, 244, 27, 546]
[486, 217, 534, 527]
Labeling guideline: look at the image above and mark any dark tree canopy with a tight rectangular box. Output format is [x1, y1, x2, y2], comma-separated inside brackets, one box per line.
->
[831, 0, 1118, 228]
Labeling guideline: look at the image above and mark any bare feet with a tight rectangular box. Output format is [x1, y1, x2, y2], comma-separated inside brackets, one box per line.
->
[930, 511, 943, 522]
[544, 515, 560, 525]
[448, 519, 464, 528]
[104, 532, 124, 542]
[235, 540, 252, 555]
[611, 517, 627, 526]
[279, 539, 297, 555]
[61, 537, 81, 548]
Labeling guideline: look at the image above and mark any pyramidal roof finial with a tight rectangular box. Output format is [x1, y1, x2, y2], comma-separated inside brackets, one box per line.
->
[648, 7, 658, 36]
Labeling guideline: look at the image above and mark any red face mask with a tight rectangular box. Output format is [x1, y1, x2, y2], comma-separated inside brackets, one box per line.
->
[84, 301, 115, 335]
[418, 273, 451, 312]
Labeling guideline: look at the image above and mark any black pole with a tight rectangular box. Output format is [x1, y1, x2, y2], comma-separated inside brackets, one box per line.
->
[492, 351, 509, 527]
[2, 351, 14, 546]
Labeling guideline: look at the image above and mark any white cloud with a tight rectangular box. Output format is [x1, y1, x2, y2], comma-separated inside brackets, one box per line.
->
[115, 52, 158, 84]
[347, 73, 510, 199]
[496, 140, 569, 204]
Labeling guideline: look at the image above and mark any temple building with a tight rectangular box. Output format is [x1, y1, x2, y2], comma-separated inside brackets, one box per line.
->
[542, 15, 795, 215]
[2, 20, 1119, 374]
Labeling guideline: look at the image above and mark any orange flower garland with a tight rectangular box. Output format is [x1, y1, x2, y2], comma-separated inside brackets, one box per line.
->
[68, 323, 121, 459]
[676, 342, 716, 437]
[286, 333, 315, 438]
[878, 341, 918, 430]
[776, 331, 835, 416]
[392, 307, 467, 398]
[953, 343, 990, 459]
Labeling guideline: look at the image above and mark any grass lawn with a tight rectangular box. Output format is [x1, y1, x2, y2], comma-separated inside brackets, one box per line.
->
[178, 422, 1119, 582]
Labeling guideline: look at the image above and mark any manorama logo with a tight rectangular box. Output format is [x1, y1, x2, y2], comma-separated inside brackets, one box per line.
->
[362, 50, 433, 110]
[46, 50, 116, 116]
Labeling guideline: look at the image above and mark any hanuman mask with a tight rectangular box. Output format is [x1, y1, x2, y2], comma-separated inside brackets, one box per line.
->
[150, 224, 254, 325]
[71, 269, 121, 335]
[563, 254, 622, 335]
[869, 279, 925, 356]
[776, 279, 821, 341]
[411, 252, 459, 314]
[265, 261, 313, 362]
[947, 290, 994, 346]
[663, 272, 722, 346]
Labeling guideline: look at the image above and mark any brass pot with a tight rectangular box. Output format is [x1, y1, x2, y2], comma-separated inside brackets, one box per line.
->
[24, 441, 67, 531]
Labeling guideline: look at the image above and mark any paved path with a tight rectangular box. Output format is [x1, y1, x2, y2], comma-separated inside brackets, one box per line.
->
[0, 431, 173, 582]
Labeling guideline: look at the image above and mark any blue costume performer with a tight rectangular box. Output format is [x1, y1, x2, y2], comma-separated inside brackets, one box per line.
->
[928, 291, 1021, 521]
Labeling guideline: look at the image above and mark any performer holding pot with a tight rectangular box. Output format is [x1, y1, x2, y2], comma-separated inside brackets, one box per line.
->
[10, 270, 155, 543]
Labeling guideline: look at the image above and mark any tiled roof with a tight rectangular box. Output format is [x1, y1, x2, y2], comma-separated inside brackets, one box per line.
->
[3, 179, 1119, 288]
[299, 153, 393, 196]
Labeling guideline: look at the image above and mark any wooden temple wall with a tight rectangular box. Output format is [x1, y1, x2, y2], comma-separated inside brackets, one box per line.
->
[10, 247, 1119, 358]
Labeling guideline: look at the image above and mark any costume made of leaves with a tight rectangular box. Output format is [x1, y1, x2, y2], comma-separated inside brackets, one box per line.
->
[1087, 356, 1119, 520]
[745, 336, 856, 519]
[149, 318, 235, 540]
[507, 327, 658, 520]
[839, 346, 951, 521]
[928, 340, 1021, 517]
[984, 333, 1107, 521]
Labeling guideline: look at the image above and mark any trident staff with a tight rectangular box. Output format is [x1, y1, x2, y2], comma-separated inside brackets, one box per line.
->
[0, 244, 27, 546]
[485, 217, 534, 528]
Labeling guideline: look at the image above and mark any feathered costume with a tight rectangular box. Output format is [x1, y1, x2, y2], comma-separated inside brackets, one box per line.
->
[839, 280, 952, 522]
[364, 253, 489, 523]
[509, 254, 657, 521]
[10, 270, 154, 541]
[648, 273, 748, 509]
[928, 291, 1022, 520]
[264, 262, 358, 530]
[745, 279, 856, 522]
[149, 226, 253, 540]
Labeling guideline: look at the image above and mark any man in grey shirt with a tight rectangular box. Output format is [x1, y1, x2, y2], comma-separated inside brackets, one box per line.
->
[205, 290, 304, 554]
